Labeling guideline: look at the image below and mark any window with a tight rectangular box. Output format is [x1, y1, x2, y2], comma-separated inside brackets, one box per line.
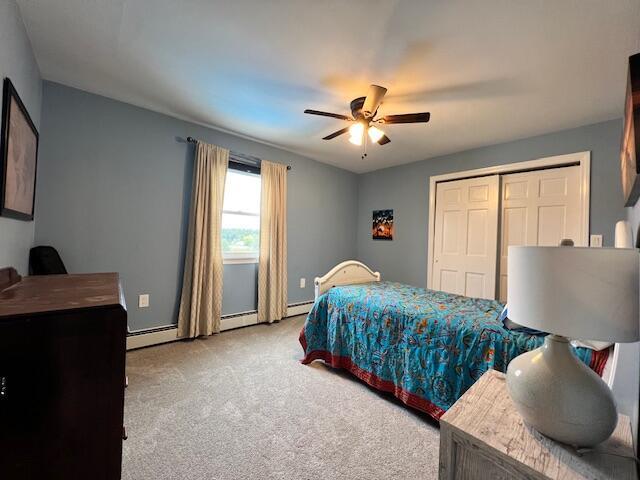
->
[222, 168, 261, 263]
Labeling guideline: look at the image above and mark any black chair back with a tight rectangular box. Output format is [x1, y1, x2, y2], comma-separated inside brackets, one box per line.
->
[29, 246, 68, 275]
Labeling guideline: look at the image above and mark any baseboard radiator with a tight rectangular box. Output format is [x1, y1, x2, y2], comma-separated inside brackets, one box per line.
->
[126, 300, 314, 350]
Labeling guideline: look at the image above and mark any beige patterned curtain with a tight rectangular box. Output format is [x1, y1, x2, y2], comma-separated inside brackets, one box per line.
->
[257, 160, 288, 323]
[177, 142, 228, 338]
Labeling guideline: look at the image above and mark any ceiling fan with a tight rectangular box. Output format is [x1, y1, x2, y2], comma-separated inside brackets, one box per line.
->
[304, 85, 431, 150]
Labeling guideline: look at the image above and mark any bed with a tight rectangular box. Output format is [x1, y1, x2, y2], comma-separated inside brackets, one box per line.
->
[299, 261, 610, 421]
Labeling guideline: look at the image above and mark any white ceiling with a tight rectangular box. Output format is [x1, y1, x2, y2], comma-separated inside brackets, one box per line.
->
[17, 0, 640, 173]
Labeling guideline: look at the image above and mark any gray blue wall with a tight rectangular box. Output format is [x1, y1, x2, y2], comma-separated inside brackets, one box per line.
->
[356, 119, 625, 286]
[33, 86, 627, 333]
[0, 0, 42, 275]
[35, 82, 358, 331]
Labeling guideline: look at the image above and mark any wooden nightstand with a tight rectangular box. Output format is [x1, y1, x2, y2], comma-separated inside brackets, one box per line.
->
[439, 369, 637, 480]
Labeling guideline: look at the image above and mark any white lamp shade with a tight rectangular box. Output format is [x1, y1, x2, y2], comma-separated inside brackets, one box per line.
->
[615, 220, 633, 248]
[507, 246, 639, 342]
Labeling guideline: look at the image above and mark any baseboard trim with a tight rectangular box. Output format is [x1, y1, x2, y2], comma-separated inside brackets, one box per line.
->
[126, 327, 179, 350]
[287, 301, 315, 316]
[126, 301, 314, 350]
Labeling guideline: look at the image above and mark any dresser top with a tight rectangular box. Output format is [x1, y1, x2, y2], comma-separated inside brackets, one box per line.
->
[441, 369, 637, 480]
[0, 272, 124, 318]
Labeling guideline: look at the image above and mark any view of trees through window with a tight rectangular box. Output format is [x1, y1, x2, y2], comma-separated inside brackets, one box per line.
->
[221, 227, 259, 254]
[221, 169, 260, 258]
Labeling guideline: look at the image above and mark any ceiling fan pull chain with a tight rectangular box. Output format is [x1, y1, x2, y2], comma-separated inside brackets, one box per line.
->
[362, 131, 368, 160]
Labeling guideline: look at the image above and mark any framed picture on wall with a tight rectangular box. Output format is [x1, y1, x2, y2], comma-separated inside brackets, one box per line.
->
[372, 209, 394, 240]
[622, 53, 640, 207]
[0, 77, 39, 220]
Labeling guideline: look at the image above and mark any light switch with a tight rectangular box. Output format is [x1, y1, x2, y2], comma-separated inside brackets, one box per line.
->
[300, 278, 306, 288]
[590, 234, 603, 248]
[138, 294, 150, 308]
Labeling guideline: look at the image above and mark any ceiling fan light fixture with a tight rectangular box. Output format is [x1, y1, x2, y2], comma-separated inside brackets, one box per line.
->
[368, 126, 385, 143]
[348, 134, 363, 146]
[348, 122, 365, 145]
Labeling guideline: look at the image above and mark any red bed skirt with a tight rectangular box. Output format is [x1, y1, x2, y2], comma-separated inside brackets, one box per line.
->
[590, 348, 609, 377]
[299, 329, 610, 421]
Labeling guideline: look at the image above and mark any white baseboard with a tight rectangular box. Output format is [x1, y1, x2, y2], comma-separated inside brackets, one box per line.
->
[287, 302, 315, 317]
[220, 311, 259, 330]
[126, 301, 314, 350]
[126, 327, 179, 350]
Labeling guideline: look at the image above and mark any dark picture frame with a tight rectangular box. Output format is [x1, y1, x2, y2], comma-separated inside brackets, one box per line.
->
[372, 209, 394, 240]
[0, 78, 39, 220]
[621, 53, 640, 207]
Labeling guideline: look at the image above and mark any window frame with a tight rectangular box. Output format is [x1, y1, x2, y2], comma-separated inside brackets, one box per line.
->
[222, 162, 261, 264]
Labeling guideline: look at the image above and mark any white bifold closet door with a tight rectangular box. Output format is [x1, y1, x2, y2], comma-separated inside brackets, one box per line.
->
[432, 175, 499, 299]
[498, 165, 583, 302]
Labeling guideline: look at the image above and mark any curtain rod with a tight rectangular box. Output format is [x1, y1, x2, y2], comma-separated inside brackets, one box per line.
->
[186, 136, 291, 170]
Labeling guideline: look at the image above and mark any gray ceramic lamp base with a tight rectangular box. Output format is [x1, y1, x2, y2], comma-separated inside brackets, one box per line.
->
[506, 335, 617, 447]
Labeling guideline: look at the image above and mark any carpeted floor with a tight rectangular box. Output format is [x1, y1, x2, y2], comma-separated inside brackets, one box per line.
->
[122, 315, 440, 480]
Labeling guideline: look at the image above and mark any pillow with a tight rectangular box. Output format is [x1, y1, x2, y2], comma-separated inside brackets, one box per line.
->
[570, 340, 614, 351]
[499, 305, 546, 335]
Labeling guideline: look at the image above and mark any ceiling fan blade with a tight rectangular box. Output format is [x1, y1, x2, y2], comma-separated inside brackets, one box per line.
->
[322, 127, 350, 140]
[304, 109, 351, 121]
[377, 134, 391, 145]
[362, 85, 387, 118]
[380, 112, 431, 124]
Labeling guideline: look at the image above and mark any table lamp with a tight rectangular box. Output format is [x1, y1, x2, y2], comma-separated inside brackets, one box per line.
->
[506, 246, 639, 447]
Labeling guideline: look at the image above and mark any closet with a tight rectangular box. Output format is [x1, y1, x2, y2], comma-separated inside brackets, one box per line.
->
[431, 164, 585, 301]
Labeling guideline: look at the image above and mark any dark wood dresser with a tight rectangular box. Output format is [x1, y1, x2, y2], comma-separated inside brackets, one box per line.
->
[0, 269, 127, 480]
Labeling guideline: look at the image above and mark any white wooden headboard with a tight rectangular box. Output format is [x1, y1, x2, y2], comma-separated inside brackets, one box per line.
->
[314, 260, 381, 299]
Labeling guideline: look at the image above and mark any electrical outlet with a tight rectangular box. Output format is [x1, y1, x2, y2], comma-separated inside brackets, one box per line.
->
[300, 278, 306, 288]
[138, 294, 150, 308]
[590, 234, 603, 248]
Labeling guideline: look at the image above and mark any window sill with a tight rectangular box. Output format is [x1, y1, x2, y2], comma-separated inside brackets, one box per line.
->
[223, 257, 258, 265]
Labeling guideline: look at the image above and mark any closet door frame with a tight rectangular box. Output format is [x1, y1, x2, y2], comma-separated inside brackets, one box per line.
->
[426, 151, 590, 291]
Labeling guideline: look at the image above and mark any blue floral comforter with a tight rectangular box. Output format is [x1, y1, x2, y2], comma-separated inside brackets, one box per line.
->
[299, 281, 602, 420]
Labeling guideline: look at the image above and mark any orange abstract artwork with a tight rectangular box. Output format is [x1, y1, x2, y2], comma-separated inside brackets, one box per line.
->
[372, 209, 394, 240]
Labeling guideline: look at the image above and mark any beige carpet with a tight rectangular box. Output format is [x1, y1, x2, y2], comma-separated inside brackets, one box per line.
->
[123, 315, 440, 480]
